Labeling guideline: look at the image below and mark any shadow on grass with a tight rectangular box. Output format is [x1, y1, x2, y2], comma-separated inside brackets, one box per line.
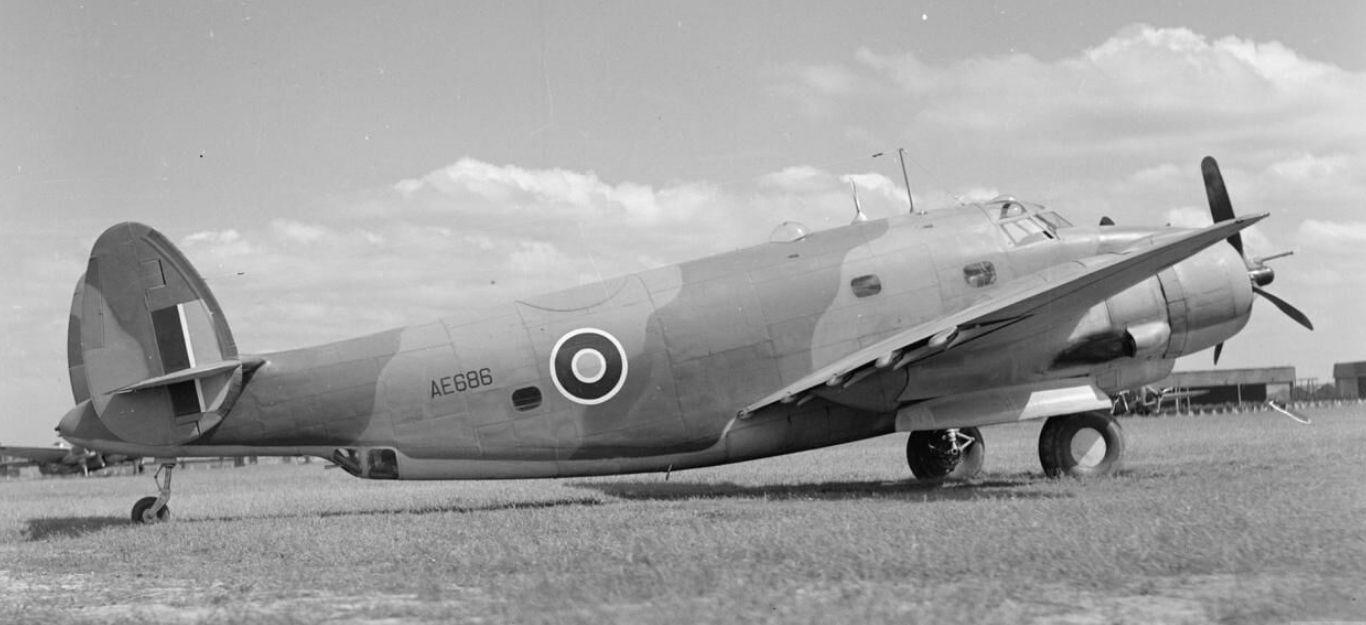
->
[570, 475, 1067, 503]
[197, 496, 607, 524]
[23, 516, 128, 541]
[315, 497, 604, 519]
[22, 498, 604, 535]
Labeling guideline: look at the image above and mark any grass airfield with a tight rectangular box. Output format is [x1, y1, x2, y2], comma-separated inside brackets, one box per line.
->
[2, 406, 1363, 624]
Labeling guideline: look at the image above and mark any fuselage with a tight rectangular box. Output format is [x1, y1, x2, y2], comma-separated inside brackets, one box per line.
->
[60, 199, 1254, 479]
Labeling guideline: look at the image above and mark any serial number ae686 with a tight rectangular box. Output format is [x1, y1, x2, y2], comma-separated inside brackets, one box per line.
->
[430, 368, 494, 398]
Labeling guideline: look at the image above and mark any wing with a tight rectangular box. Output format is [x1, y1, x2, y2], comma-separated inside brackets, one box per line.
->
[0, 445, 70, 464]
[739, 214, 1266, 416]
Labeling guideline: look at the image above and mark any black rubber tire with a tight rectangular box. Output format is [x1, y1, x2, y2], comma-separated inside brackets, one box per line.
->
[1038, 411, 1125, 478]
[131, 496, 171, 524]
[905, 427, 985, 481]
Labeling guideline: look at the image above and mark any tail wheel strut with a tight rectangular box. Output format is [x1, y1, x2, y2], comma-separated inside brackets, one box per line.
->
[132, 459, 177, 524]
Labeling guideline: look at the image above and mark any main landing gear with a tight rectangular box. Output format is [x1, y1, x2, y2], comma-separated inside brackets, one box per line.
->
[905, 412, 1126, 481]
[905, 427, 985, 481]
[131, 459, 177, 524]
[1038, 412, 1125, 478]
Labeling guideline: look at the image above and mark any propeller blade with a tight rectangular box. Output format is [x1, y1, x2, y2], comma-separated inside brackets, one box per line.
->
[1213, 342, 1224, 365]
[1253, 286, 1314, 330]
[1201, 156, 1244, 256]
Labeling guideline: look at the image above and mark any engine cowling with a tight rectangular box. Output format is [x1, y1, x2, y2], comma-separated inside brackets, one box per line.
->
[1156, 243, 1254, 359]
[1055, 241, 1252, 368]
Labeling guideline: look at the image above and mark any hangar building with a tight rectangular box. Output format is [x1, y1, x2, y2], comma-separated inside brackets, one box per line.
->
[1156, 366, 1296, 408]
[1334, 361, 1366, 399]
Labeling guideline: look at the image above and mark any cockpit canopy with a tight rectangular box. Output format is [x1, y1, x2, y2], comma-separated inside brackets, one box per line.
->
[768, 221, 811, 243]
[982, 195, 1072, 245]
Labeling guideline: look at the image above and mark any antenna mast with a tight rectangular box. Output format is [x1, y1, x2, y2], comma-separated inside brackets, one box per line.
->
[849, 180, 868, 223]
[897, 148, 916, 214]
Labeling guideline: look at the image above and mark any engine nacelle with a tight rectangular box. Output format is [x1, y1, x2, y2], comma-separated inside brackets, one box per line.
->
[1056, 242, 1251, 367]
[1055, 275, 1171, 367]
[1156, 244, 1254, 359]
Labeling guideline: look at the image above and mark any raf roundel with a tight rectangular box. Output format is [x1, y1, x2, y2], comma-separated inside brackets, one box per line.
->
[550, 328, 629, 405]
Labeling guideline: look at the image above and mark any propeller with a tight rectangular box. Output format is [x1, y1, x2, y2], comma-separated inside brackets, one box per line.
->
[1201, 156, 1314, 364]
[1252, 285, 1313, 330]
[1201, 157, 1242, 256]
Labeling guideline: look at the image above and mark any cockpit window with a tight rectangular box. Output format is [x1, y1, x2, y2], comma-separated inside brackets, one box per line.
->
[985, 198, 1063, 245]
[1036, 211, 1073, 230]
[1000, 217, 1055, 245]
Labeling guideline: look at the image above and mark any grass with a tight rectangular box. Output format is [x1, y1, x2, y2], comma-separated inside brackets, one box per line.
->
[1, 405, 1363, 624]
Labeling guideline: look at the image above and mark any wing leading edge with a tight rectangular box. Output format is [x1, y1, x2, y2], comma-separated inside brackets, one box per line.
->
[738, 214, 1267, 417]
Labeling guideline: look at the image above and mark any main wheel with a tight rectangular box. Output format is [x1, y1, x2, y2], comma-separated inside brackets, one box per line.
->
[1038, 412, 1125, 478]
[906, 427, 984, 481]
[131, 496, 171, 524]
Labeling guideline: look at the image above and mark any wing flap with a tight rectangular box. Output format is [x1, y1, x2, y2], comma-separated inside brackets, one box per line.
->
[739, 214, 1266, 416]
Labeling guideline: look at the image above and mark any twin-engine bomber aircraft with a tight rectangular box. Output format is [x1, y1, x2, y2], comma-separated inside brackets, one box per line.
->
[55, 157, 1311, 523]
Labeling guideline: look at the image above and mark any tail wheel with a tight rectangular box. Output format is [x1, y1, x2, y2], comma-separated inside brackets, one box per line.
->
[906, 427, 984, 481]
[1038, 412, 1125, 478]
[131, 496, 170, 524]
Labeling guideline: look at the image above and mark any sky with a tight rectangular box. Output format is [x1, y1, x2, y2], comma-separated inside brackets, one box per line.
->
[2, 1, 1363, 444]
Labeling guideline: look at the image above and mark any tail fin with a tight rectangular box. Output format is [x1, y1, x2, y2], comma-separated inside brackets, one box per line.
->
[69, 223, 248, 446]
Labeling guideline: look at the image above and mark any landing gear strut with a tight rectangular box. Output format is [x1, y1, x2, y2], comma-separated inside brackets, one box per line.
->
[1038, 412, 1125, 478]
[906, 427, 985, 481]
[131, 459, 177, 524]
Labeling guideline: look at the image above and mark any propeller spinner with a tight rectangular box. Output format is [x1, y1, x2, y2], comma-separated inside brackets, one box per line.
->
[1201, 156, 1314, 364]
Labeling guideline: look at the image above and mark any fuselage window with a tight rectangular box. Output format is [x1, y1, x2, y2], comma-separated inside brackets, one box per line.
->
[512, 386, 543, 411]
[850, 274, 882, 298]
[963, 261, 996, 288]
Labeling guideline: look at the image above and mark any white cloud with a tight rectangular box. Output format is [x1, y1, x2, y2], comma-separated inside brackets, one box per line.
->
[396, 157, 619, 213]
[507, 240, 570, 276]
[271, 219, 328, 245]
[1297, 219, 1366, 254]
[1267, 153, 1350, 184]
[798, 63, 860, 96]
[1128, 163, 1183, 187]
[787, 24, 1366, 179]
[1163, 206, 1211, 228]
[180, 229, 254, 261]
[758, 166, 834, 193]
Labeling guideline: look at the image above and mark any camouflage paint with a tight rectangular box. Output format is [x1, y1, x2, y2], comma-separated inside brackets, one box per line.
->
[58, 200, 1261, 480]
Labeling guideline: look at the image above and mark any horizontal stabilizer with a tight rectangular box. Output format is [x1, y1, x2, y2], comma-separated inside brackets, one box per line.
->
[113, 360, 244, 394]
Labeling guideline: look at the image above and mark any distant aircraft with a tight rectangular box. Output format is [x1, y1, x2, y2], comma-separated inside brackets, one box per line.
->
[0, 442, 139, 476]
[53, 157, 1312, 523]
[1109, 386, 1208, 415]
